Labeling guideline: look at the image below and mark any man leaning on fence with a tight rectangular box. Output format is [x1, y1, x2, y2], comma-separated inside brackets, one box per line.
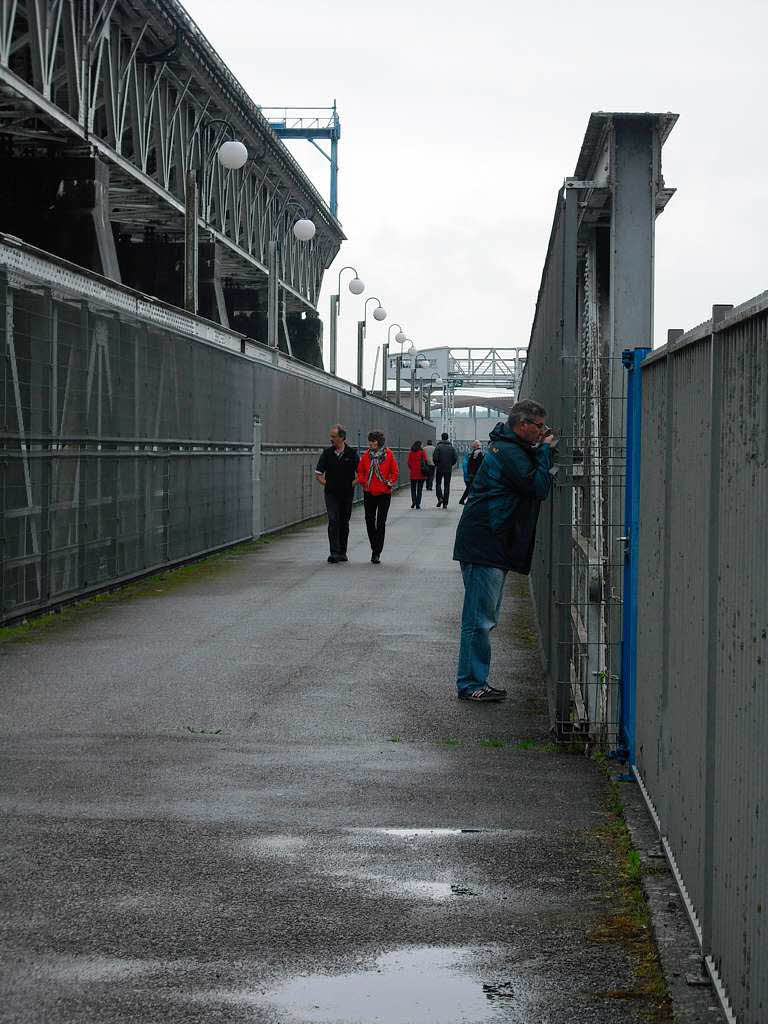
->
[315, 425, 359, 564]
[453, 400, 557, 702]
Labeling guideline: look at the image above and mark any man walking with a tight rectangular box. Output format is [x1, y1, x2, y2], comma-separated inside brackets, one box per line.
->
[453, 401, 557, 701]
[315, 424, 359, 563]
[433, 432, 458, 508]
[459, 440, 484, 504]
[424, 439, 436, 491]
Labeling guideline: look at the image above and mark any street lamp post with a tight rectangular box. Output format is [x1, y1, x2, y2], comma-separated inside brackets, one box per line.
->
[382, 323, 406, 398]
[184, 120, 248, 315]
[409, 350, 431, 413]
[426, 372, 443, 420]
[394, 338, 415, 408]
[357, 296, 386, 389]
[329, 266, 365, 376]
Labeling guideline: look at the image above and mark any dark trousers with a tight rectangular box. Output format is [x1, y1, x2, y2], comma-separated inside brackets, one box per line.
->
[410, 479, 424, 508]
[363, 492, 391, 556]
[325, 491, 353, 556]
[435, 469, 452, 506]
[425, 465, 435, 490]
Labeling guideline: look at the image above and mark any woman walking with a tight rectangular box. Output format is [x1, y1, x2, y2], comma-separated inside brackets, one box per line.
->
[357, 431, 399, 564]
[407, 440, 429, 509]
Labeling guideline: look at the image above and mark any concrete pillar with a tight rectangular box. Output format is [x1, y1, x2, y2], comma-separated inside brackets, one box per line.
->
[286, 311, 323, 368]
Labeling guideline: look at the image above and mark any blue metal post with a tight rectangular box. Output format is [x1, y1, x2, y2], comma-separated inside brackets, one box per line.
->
[620, 346, 651, 764]
[330, 103, 339, 218]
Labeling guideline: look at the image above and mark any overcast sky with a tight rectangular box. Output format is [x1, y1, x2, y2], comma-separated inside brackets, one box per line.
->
[185, 0, 767, 388]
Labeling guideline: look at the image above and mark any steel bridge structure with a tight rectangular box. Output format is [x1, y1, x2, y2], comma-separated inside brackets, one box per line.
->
[420, 347, 527, 438]
[0, 0, 344, 363]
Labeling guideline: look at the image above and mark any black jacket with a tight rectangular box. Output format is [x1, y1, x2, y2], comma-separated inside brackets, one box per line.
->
[432, 440, 458, 472]
[316, 444, 359, 496]
[453, 422, 552, 573]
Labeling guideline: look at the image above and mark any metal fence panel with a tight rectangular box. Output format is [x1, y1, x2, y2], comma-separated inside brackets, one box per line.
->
[710, 308, 767, 1021]
[635, 358, 667, 799]
[635, 296, 768, 1023]
[1, 245, 431, 622]
[518, 189, 573, 730]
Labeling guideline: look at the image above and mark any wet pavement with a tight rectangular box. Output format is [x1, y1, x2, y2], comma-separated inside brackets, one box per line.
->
[2, 492, 666, 1022]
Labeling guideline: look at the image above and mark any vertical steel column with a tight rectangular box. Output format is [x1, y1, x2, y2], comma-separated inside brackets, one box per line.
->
[0, 271, 7, 616]
[252, 415, 262, 539]
[356, 320, 364, 389]
[395, 355, 401, 406]
[659, 329, 683, 808]
[329, 294, 339, 375]
[184, 169, 199, 315]
[554, 184, 579, 730]
[268, 240, 279, 349]
[702, 303, 732, 956]
[620, 346, 651, 764]
[607, 117, 659, 733]
[382, 343, 389, 397]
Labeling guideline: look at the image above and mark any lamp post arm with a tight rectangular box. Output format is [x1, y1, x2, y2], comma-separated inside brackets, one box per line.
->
[335, 265, 362, 317]
[363, 296, 383, 327]
[387, 323, 404, 345]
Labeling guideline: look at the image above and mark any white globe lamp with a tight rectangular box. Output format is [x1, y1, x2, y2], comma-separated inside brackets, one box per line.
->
[395, 331, 406, 345]
[293, 218, 316, 242]
[349, 277, 365, 295]
[372, 306, 387, 321]
[217, 140, 248, 170]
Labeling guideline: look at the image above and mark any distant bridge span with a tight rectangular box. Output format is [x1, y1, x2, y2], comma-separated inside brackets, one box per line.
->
[0, 0, 343, 363]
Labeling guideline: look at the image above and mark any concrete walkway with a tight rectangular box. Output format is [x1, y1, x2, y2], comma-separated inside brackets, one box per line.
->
[1, 492, 678, 1022]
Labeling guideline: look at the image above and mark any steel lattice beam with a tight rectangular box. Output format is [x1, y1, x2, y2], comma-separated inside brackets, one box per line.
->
[0, 0, 344, 310]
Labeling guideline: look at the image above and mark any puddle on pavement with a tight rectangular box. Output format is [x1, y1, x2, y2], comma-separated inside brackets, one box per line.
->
[359, 828, 480, 838]
[221, 946, 530, 1023]
[329, 872, 458, 901]
[235, 834, 308, 858]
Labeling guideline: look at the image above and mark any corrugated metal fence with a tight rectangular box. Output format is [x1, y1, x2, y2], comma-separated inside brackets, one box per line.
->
[631, 296, 768, 1024]
[0, 236, 429, 623]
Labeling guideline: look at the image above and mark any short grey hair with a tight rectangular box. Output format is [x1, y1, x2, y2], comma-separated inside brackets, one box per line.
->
[508, 400, 546, 428]
[330, 424, 346, 439]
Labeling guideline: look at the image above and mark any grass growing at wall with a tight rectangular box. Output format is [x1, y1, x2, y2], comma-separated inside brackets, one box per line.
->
[0, 514, 329, 646]
[590, 754, 672, 1022]
[507, 573, 540, 651]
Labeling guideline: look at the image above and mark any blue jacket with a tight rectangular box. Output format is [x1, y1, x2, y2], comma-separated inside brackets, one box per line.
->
[453, 422, 553, 573]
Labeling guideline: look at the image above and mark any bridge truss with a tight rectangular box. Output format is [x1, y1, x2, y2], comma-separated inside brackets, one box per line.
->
[0, 0, 344, 318]
[429, 347, 527, 438]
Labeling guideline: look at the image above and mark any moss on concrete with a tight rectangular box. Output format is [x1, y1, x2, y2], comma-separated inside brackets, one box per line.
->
[0, 515, 328, 648]
[589, 755, 672, 1022]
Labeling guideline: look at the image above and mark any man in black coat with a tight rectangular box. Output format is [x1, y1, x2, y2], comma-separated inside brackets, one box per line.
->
[315, 424, 359, 563]
[452, 400, 557, 701]
[432, 432, 458, 508]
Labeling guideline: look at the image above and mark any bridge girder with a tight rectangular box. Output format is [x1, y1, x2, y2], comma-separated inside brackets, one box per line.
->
[0, 0, 345, 314]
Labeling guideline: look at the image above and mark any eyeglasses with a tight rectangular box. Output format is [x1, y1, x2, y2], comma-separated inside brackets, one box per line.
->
[523, 419, 548, 431]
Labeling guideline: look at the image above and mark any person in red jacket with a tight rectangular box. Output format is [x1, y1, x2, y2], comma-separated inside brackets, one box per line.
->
[357, 431, 399, 564]
[407, 440, 429, 510]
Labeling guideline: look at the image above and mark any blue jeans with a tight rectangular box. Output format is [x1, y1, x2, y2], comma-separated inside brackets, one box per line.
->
[456, 563, 508, 696]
